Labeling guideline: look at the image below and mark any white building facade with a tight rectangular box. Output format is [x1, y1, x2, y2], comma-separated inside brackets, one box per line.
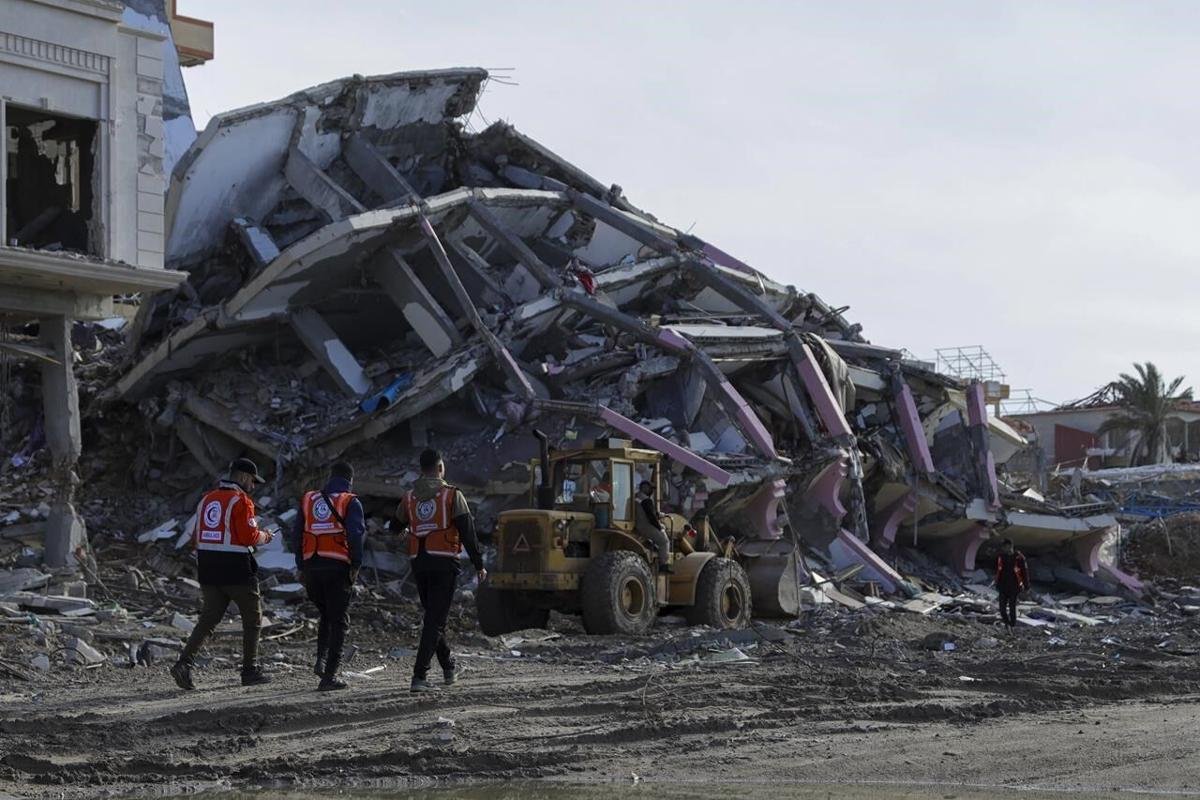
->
[0, 0, 203, 565]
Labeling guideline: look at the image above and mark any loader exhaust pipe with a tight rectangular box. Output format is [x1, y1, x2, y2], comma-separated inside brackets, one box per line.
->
[533, 429, 554, 510]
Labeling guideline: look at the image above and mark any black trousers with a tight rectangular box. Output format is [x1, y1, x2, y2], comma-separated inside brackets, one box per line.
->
[998, 590, 1019, 627]
[180, 583, 262, 671]
[413, 567, 457, 680]
[305, 565, 352, 678]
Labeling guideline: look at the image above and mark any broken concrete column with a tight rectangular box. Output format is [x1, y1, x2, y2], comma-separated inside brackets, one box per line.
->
[343, 134, 417, 204]
[418, 215, 536, 399]
[44, 502, 86, 570]
[466, 200, 560, 288]
[373, 249, 461, 357]
[892, 375, 935, 475]
[289, 308, 372, 397]
[39, 316, 81, 466]
[284, 149, 365, 222]
[39, 315, 85, 569]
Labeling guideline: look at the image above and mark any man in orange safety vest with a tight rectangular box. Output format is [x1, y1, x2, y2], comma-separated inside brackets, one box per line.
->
[393, 448, 485, 693]
[171, 458, 274, 690]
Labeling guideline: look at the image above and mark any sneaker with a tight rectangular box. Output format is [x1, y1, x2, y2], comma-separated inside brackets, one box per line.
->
[318, 676, 348, 691]
[313, 656, 326, 677]
[443, 663, 461, 686]
[169, 660, 195, 691]
[241, 666, 272, 687]
[410, 677, 440, 693]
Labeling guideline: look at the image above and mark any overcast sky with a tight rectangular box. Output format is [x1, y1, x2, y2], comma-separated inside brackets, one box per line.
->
[182, 0, 1199, 407]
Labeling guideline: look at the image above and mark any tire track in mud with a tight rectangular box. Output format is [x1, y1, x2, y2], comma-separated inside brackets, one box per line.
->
[6, 612, 1200, 798]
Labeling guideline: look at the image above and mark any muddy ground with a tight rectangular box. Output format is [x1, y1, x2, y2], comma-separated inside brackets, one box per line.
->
[3, 599, 1200, 799]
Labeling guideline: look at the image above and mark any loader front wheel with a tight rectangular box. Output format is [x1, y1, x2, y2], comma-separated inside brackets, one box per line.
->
[686, 557, 752, 629]
[475, 584, 550, 637]
[581, 551, 657, 635]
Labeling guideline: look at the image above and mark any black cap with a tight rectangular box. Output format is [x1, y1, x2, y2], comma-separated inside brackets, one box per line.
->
[229, 457, 266, 484]
[331, 461, 354, 481]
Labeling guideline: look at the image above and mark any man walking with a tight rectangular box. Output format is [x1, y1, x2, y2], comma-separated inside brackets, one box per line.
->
[394, 448, 486, 693]
[995, 538, 1029, 631]
[290, 461, 364, 691]
[171, 458, 273, 690]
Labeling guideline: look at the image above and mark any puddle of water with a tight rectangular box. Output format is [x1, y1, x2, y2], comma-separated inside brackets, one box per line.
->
[171, 781, 1200, 800]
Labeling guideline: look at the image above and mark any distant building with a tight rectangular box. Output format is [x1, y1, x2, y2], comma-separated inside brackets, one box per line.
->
[1007, 393, 1200, 471]
[0, 0, 210, 565]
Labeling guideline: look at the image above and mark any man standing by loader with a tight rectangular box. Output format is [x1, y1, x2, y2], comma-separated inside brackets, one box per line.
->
[635, 480, 672, 574]
[995, 538, 1029, 631]
[290, 461, 364, 691]
[394, 448, 486, 693]
[171, 458, 273, 690]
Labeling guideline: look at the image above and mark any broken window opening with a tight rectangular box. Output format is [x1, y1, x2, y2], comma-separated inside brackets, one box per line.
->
[5, 105, 99, 255]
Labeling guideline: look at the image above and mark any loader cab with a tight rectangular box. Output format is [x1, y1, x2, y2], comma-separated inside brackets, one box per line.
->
[536, 439, 661, 533]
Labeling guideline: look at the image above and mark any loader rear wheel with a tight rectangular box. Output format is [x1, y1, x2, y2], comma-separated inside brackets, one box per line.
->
[581, 551, 657, 636]
[686, 557, 752, 629]
[475, 584, 550, 637]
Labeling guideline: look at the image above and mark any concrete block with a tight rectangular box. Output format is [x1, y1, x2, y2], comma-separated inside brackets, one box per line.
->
[65, 637, 104, 666]
[138, 211, 164, 235]
[136, 54, 163, 79]
[136, 35, 161, 57]
[137, 191, 161, 213]
[138, 231, 164, 254]
[231, 218, 280, 267]
[137, 172, 165, 194]
[144, 114, 164, 140]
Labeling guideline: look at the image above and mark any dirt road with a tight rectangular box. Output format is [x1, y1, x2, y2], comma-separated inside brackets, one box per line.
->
[2, 610, 1199, 798]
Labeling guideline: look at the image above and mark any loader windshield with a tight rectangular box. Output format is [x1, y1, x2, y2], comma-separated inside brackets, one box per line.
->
[553, 458, 611, 511]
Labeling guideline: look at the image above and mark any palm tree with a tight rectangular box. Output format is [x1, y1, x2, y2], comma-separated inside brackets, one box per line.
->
[1097, 362, 1192, 465]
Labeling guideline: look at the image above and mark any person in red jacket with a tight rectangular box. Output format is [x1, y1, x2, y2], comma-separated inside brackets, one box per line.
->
[171, 458, 274, 690]
[995, 538, 1029, 631]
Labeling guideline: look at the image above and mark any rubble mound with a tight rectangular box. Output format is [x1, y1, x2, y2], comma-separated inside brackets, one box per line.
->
[1124, 514, 1200, 580]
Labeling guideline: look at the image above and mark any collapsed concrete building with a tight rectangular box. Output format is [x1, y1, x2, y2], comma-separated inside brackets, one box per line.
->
[104, 68, 1141, 610]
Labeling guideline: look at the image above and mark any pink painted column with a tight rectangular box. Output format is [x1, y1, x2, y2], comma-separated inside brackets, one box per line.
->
[1074, 527, 1145, 595]
[929, 524, 991, 575]
[966, 382, 1001, 510]
[1072, 529, 1107, 576]
[870, 491, 917, 550]
[744, 479, 787, 540]
[807, 458, 848, 519]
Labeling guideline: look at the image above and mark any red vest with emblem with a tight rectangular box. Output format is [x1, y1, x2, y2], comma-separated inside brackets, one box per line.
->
[195, 487, 253, 553]
[301, 490, 356, 563]
[404, 486, 461, 558]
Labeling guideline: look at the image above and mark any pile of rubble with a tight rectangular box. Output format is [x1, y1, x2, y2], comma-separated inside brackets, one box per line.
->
[1122, 513, 1200, 581]
[1, 67, 1149, 639]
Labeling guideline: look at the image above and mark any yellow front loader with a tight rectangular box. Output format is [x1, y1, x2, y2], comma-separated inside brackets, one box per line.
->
[476, 431, 752, 636]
